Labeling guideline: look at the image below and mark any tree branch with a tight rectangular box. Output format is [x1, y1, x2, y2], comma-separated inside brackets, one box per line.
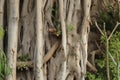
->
[108, 22, 120, 40]
[43, 41, 60, 64]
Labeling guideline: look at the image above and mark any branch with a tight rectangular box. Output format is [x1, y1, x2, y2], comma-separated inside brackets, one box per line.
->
[87, 61, 98, 73]
[90, 49, 101, 66]
[17, 41, 60, 69]
[43, 41, 60, 64]
[95, 21, 105, 36]
[108, 22, 120, 40]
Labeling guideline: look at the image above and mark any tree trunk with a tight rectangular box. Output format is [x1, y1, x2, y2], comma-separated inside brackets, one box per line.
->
[35, 0, 44, 80]
[0, 0, 5, 49]
[45, 0, 91, 80]
[1, 0, 92, 79]
[55, 0, 67, 80]
[80, 0, 91, 79]
[6, 0, 19, 80]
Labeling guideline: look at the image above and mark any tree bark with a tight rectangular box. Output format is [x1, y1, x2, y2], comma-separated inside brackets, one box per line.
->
[80, 0, 91, 79]
[35, 0, 44, 80]
[6, 0, 19, 80]
[0, 0, 5, 49]
[2, 0, 93, 79]
[56, 0, 67, 80]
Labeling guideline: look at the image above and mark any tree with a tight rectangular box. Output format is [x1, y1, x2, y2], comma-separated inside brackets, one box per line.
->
[40, 0, 91, 80]
[1, 0, 92, 79]
[35, 0, 44, 80]
[0, 0, 5, 49]
[6, 0, 19, 80]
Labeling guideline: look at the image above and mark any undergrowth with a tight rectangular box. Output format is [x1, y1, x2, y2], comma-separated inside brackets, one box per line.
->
[87, 2, 120, 80]
[0, 26, 11, 80]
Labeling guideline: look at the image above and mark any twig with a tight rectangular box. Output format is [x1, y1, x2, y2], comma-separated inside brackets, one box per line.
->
[103, 23, 107, 37]
[95, 41, 105, 54]
[108, 22, 120, 40]
[95, 21, 105, 36]
[108, 52, 117, 66]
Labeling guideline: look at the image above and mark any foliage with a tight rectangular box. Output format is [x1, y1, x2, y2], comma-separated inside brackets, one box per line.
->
[87, 2, 120, 80]
[0, 49, 11, 80]
[0, 27, 11, 80]
[18, 53, 31, 61]
[56, 30, 61, 36]
[100, 31, 120, 80]
[86, 69, 106, 80]
[17, 62, 29, 71]
[51, 4, 62, 36]
[98, 3, 120, 31]
[87, 29, 120, 80]
[0, 26, 4, 39]
[67, 24, 75, 32]
[109, 32, 120, 79]
[17, 54, 31, 71]
[51, 5, 75, 36]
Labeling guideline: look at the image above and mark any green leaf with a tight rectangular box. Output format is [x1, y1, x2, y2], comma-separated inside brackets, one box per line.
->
[56, 30, 61, 36]
[0, 27, 4, 39]
[0, 49, 11, 78]
[67, 24, 75, 32]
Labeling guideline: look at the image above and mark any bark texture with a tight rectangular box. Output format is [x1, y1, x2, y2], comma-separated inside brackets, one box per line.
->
[35, 0, 44, 80]
[0, 0, 5, 49]
[18, 0, 91, 80]
[2, 0, 113, 80]
[6, 0, 19, 80]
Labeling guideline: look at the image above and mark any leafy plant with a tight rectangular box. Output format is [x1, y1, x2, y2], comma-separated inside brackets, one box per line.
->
[87, 2, 120, 79]
[98, 3, 120, 31]
[17, 54, 32, 71]
[18, 53, 31, 61]
[17, 62, 29, 71]
[87, 25, 120, 80]
[67, 24, 75, 32]
[0, 49, 11, 80]
[86, 72, 96, 80]
[56, 30, 61, 36]
[0, 27, 11, 80]
[109, 32, 120, 79]
[50, 5, 62, 36]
